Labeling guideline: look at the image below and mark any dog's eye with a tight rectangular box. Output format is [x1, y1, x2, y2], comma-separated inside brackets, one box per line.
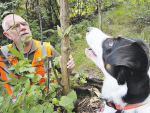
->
[109, 41, 114, 46]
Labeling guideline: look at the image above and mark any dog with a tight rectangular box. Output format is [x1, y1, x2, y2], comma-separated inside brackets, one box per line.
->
[85, 27, 150, 113]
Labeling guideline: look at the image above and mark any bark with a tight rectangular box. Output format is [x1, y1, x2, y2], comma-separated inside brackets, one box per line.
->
[98, 0, 102, 29]
[60, 0, 71, 95]
[26, 0, 29, 16]
[36, 0, 43, 45]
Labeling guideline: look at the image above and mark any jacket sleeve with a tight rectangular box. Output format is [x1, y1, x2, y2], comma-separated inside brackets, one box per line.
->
[51, 46, 60, 58]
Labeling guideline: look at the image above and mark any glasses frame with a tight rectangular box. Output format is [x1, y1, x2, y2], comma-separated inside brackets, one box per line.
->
[6, 21, 29, 31]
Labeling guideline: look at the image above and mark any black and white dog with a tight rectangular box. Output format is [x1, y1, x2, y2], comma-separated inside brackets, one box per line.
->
[85, 27, 150, 113]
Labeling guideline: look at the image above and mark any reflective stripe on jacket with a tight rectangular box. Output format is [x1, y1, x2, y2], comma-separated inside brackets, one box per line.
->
[0, 40, 51, 103]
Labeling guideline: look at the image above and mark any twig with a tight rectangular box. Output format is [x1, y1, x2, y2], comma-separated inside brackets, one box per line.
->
[46, 56, 50, 96]
[0, 77, 15, 86]
[49, 56, 63, 86]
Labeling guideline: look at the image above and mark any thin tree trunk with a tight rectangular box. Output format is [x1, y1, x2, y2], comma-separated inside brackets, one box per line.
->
[60, 0, 71, 95]
[36, 0, 43, 45]
[98, 0, 102, 29]
[26, 0, 29, 16]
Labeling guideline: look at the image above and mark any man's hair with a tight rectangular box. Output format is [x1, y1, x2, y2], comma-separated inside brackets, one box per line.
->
[2, 14, 18, 31]
[2, 19, 9, 31]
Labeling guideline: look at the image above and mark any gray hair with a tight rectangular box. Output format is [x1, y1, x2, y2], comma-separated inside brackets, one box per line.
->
[2, 19, 9, 31]
[2, 14, 18, 31]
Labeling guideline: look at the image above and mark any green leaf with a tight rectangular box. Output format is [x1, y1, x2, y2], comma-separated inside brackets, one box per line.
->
[12, 83, 21, 93]
[43, 102, 54, 113]
[63, 25, 72, 36]
[15, 62, 19, 74]
[80, 78, 87, 84]
[64, 102, 74, 112]
[40, 82, 46, 90]
[25, 73, 34, 78]
[14, 108, 25, 113]
[24, 36, 32, 42]
[43, 29, 55, 34]
[50, 92, 56, 98]
[7, 46, 24, 59]
[50, 83, 59, 88]
[0, 97, 4, 103]
[13, 95, 23, 107]
[24, 79, 30, 90]
[1, 11, 9, 19]
[28, 85, 37, 93]
[52, 98, 58, 104]
[5, 78, 17, 85]
[2, 95, 12, 112]
[8, 65, 15, 70]
[54, 57, 60, 67]
[32, 74, 42, 82]
[74, 74, 79, 80]
[19, 38, 24, 54]
[56, 0, 60, 6]
[19, 77, 28, 84]
[28, 67, 36, 73]
[83, 74, 87, 79]
[67, 91, 77, 102]
[59, 96, 73, 106]
[7, 74, 15, 79]
[57, 25, 62, 38]
[25, 93, 35, 104]
[78, 69, 84, 75]
[29, 104, 44, 113]
[18, 60, 25, 66]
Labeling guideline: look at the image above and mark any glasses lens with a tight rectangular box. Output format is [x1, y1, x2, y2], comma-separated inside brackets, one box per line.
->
[7, 22, 28, 31]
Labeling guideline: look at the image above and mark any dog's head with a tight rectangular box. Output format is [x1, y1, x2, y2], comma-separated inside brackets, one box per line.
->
[85, 27, 149, 85]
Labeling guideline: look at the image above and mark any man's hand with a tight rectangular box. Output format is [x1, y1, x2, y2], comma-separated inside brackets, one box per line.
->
[59, 55, 75, 71]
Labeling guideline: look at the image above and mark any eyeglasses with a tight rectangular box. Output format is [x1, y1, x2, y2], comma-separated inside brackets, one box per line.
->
[6, 22, 29, 31]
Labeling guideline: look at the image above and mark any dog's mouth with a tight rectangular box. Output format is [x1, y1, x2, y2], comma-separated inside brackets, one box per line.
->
[85, 47, 97, 59]
[88, 47, 97, 56]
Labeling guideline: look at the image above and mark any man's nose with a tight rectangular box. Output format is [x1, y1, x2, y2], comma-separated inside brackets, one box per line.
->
[19, 24, 26, 31]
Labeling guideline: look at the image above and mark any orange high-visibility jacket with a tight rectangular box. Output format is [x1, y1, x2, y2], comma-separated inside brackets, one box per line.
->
[0, 40, 51, 103]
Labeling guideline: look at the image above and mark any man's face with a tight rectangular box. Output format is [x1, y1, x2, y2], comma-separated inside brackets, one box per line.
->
[4, 15, 32, 43]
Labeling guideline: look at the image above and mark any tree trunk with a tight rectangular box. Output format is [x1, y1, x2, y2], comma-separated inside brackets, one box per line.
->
[98, 0, 102, 29]
[60, 0, 71, 95]
[36, 0, 43, 45]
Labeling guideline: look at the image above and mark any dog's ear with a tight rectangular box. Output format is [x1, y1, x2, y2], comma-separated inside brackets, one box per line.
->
[106, 42, 149, 72]
[106, 42, 149, 85]
[117, 66, 131, 85]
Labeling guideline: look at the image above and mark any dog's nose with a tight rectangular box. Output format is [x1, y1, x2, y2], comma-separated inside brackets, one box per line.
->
[86, 27, 93, 32]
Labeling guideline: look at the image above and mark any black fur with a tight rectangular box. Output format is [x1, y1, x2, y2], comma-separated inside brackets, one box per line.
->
[102, 36, 150, 104]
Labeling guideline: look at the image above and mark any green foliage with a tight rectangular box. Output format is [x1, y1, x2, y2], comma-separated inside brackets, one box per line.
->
[0, 35, 88, 112]
[57, 25, 73, 38]
[28, 20, 41, 41]
[70, 70, 87, 86]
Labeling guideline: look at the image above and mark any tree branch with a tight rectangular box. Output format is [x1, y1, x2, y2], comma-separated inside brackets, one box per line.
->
[46, 56, 50, 96]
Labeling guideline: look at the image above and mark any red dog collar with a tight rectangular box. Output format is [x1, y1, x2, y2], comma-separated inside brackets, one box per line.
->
[106, 101, 147, 110]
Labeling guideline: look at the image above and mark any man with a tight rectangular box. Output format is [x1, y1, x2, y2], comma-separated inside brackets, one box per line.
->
[1, 14, 75, 102]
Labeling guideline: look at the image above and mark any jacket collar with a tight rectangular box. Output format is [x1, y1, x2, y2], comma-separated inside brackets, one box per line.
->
[7, 39, 39, 56]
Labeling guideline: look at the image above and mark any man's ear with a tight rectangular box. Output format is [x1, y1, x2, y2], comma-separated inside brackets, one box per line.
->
[3, 31, 11, 40]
